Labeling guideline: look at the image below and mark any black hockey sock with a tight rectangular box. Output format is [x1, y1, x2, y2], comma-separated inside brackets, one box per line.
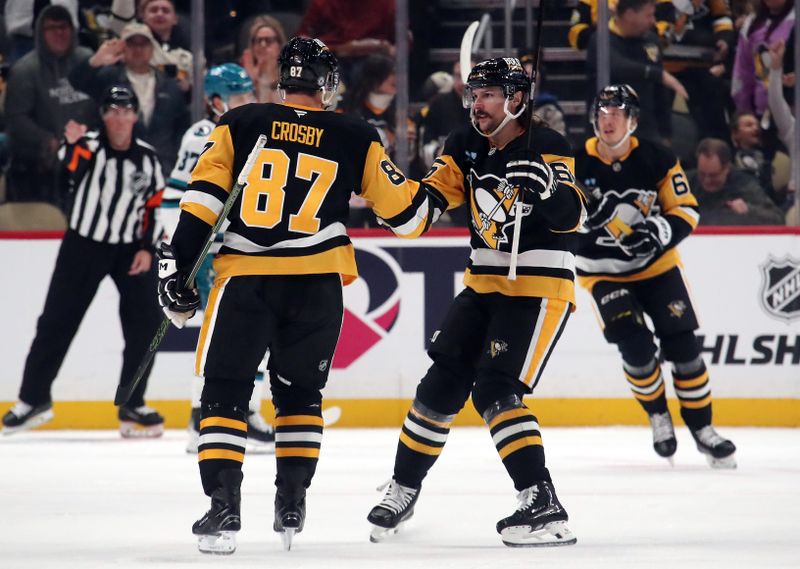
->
[484, 396, 550, 491]
[672, 359, 712, 429]
[623, 359, 668, 415]
[198, 403, 248, 496]
[274, 407, 323, 498]
[393, 400, 454, 488]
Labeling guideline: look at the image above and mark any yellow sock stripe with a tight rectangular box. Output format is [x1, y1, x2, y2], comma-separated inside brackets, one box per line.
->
[198, 449, 244, 462]
[409, 406, 452, 429]
[679, 394, 712, 409]
[275, 447, 321, 458]
[632, 383, 666, 402]
[275, 415, 324, 427]
[199, 417, 247, 431]
[498, 435, 543, 460]
[624, 367, 661, 387]
[399, 431, 443, 456]
[488, 407, 531, 430]
[674, 371, 709, 389]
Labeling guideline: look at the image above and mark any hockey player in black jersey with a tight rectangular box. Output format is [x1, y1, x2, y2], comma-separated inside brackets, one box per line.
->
[159, 37, 444, 554]
[575, 84, 736, 468]
[367, 58, 585, 547]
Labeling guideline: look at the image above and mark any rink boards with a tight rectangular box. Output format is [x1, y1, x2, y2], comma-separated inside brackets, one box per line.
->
[1, 229, 798, 427]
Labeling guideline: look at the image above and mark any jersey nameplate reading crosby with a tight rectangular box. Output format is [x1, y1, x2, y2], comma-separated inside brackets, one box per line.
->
[270, 120, 324, 147]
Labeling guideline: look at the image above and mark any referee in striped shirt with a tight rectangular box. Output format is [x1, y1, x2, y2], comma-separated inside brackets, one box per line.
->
[2, 86, 166, 438]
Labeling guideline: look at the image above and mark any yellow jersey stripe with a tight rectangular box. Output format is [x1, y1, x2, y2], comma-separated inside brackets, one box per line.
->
[399, 431, 443, 456]
[199, 416, 247, 431]
[632, 383, 666, 402]
[275, 447, 321, 458]
[680, 394, 713, 409]
[674, 372, 709, 389]
[198, 449, 245, 462]
[275, 415, 325, 428]
[498, 436, 543, 459]
[488, 407, 531, 430]
[213, 246, 358, 286]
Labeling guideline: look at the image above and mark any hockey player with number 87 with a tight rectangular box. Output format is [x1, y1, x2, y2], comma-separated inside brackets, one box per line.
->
[575, 84, 736, 468]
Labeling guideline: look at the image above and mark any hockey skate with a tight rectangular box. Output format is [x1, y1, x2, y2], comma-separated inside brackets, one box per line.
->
[246, 411, 275, 453]
[192, 470, 242, 555]
[367, 479, 419, 543]
[274, 492, 306, 551]
[118, 405, 164, 438]
[1, 401, 54, 435]
[649, 411, 677, 463]
[496, 481, 577, 547]
[691, 425, 737, 469]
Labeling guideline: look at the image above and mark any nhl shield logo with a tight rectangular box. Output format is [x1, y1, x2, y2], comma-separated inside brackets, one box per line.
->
[759, 256, 800, 322]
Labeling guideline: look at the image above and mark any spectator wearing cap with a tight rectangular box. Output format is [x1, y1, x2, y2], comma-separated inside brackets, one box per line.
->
[107, 0, 193, 91]
[5, 4, 98, 208]
[1, 84, 166, 440]
[688, 137, 785, 225]
[68, 22, 190, 173]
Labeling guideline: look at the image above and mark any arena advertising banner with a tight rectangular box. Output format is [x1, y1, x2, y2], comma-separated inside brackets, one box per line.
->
[0, 230, 798, 427]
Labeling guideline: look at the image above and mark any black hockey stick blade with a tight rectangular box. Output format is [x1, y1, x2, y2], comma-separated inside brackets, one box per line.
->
[114, 133, 268, 407]
[114, 317, 171, 405]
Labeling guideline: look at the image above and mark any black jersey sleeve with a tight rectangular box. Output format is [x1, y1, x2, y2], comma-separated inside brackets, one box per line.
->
[535, 127, 587, 232]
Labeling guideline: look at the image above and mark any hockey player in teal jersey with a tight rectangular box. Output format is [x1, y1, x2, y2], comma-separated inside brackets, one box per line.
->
[159, 63, 274, 453]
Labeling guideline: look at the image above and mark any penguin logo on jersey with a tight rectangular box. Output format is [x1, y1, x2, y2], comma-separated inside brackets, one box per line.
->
[469, 169, 530, 249]
[591, 188, 658, 246]
[488, 339, 508, 358]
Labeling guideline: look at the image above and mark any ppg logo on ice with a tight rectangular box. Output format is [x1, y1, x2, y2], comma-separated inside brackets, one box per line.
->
[760, 256, 800, 322]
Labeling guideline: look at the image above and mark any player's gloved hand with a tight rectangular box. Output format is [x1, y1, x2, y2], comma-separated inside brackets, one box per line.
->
[506, 153, 558, 201]
[619, 217, 673, 258]
[583, 192, 621, 231]
[157, 242, 200, 328]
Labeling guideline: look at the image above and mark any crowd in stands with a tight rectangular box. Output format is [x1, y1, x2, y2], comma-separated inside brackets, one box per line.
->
[0, 0, 795, 228]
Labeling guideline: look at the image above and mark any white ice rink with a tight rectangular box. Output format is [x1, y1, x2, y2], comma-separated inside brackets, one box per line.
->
[1, 426, 798, 569]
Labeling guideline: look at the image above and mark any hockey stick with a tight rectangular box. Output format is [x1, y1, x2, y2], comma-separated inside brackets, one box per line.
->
[459, 20, 480, 86]
[508, 0, 546, 281]
[114, 134, 269, 406]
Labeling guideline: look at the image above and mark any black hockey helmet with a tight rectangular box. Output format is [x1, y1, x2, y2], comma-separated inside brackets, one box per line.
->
[101, 85, 139, 113]
[278, 37, 339, 98]
[464, 57, 530, 103]
[591, 84, 640, 126]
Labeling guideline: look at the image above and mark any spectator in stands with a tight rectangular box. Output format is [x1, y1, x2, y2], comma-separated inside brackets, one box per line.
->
[341, 53, 418, 226]
[767, 38, 797, 214]
[520, 54, 567, 137]
[68, 22, 190, 172]
[296, 0, 395, 83]
[108, 0, 193, 91]
[418, 61, 466, 170]
[568, 0, 675, 50]
[729, 111, 782, 202]
[239, 15, 286, 104]
[731, 0, 795, 117]
[4, 1, 79, 64]
[5, 5, 97, 208]
[689, 137, 785, 224]
[586, 0, 688, 145]
[667, 0, 736, 141]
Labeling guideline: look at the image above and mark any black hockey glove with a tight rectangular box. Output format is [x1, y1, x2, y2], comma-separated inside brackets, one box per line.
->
[157, 242, 200, 328]
[583, 192, 621, 231]
[619, 217, 673, 258]
[506, 153, 558, 201]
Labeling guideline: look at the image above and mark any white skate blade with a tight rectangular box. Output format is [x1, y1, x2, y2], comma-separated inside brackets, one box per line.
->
[197, 531, 236, 555]
[369, 520, 407, 543]
[281, 528, 296, 551]
[322, 406, 341, 427]
[705, 452, 737, 469]
[2, 409, 54, 435]
[119, 422, 164, 439]
[500, 520, 577, 547]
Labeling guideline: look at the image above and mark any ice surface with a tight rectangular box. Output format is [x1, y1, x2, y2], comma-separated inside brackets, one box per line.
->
[1, 427, 798, 568]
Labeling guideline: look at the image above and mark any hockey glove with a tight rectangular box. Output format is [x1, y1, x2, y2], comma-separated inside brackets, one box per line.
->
[506, 153, 558, 201]
[157, 242, 200, 328]
[583, 192, 621, 231]
[619, 217, 673, 258]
